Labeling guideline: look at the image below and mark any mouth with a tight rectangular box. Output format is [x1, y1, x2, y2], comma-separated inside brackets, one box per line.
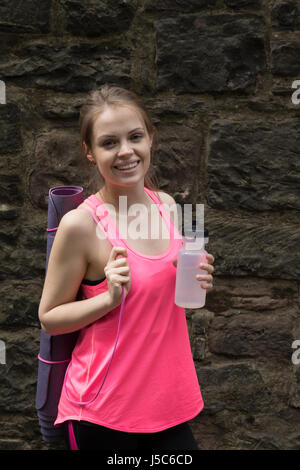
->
[113, 160, 140, 173]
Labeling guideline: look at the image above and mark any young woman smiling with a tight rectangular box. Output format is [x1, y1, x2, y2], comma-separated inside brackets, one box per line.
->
[38, 84, 214, 450]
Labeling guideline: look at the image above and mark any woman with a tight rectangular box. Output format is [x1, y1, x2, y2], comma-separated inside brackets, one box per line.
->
[38, 84, 214, 451]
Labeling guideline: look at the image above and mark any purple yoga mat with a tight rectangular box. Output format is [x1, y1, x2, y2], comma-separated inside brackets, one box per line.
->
[36, 186, 84, 443]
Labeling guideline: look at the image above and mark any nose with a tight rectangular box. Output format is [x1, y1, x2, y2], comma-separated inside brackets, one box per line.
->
[118, 140, 134, 157]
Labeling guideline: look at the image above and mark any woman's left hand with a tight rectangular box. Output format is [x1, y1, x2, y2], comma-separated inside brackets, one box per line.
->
[172, 253, 215, 291]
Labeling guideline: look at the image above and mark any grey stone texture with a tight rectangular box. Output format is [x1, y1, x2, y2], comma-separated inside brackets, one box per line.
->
[0, 41, 131, 92]
[155, 13, 266, 93]
[64, 0, 136, 37]
[0, 0, 299, 451]
[0, 0, 51, 33]
[207, 119, 300, 211]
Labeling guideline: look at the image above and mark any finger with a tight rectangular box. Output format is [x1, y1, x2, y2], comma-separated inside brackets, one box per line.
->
[196, 274, 213, 283]
[111, 274, 130, 284]
[108, 246, 128, 263]
[199, 263, 214, 274]
[200, 281, 213, 290]
[205, 253, 215, 264]
[205, 284, 214, 291]
[172, 258, 178, 267]
[112, 266, 130, 275]
[104, 265, 130, 278]
[109, 257, 129, 268]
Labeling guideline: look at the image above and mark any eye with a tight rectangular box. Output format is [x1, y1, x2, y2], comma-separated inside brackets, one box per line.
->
[131, 133, 143, 141]
[102, 140, 115, 148]
[102, 134, 143, 148]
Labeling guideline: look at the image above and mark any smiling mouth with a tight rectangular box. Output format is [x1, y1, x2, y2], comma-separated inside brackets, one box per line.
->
[113, 161, 140, 171]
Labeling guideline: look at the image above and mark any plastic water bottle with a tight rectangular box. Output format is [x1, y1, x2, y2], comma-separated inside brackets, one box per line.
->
[175, 228, 209, 308]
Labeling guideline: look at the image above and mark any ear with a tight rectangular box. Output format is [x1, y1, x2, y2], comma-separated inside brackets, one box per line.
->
[83, 142, 94, 162]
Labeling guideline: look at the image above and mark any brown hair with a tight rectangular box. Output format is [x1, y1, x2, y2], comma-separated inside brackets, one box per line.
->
[79, 83, 160, 193]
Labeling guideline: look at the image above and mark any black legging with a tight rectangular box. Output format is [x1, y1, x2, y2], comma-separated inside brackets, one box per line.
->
[64, 420, 199, 451]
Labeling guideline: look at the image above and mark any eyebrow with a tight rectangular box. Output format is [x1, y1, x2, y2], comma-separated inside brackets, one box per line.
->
[96, 127, 145, 141]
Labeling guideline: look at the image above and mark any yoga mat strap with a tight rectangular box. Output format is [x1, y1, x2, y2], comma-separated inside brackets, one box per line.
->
[38, 354, 71, 365]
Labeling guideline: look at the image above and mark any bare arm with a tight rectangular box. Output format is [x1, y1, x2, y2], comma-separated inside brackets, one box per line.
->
[38, 210, 120, 336]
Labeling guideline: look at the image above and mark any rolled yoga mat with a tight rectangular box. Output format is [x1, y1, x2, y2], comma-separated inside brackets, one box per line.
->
[36, 186, 84, 443]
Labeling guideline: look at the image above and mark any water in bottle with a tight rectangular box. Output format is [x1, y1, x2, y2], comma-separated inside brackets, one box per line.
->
[175, 228, 209, 308]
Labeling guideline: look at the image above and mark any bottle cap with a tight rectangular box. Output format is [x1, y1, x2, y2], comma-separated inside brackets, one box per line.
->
[184, 227, 209, 238]
[183, 228, 209, 250]
[183, 215, 208, 238]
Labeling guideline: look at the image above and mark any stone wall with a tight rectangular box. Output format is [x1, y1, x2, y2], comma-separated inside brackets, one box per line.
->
[0, 0, 299, 450]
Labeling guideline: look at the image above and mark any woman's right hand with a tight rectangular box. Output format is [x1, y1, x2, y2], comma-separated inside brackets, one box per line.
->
[104, 246, 131, 308]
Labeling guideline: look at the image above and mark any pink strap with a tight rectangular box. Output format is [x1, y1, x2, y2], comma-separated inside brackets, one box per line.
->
[143, 187, 162, 206]
[68, 421, 79, 450]
[82, 198, 120, 246]
[46, 227, 58, 232]
[37, 353, 70, 365]
[144, 188, 182, 241]
[63, 282, 126, 406]
[81, 202, 104, 229]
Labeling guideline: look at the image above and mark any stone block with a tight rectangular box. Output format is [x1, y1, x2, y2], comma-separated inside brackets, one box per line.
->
[29, 128, 98, 209]
[0, 223, 46, 283]
[0, 280, 41, 328]
[155, 13, 265, 93]
[41, 95, 85, 120]
[271, 0, 300, 30]
[205, 277, 298, 314]
[189, 309, 214, 360]
[197, 362, 271, 414]
[0, 104, 22, 154]
[207, 119, 300, 211]
[271, 40, 300, 76]
[0, 329, 40, 413]
[0, 205, 19, 221]
[0, 42, 131, 92]
[209, 311, 294, 359]
[205, 212, 300, 279]
[0, 245, 45, 281]
[0, 174, 23, 205]
[239, 409, 300, 450]
[153, 124, 203, 204]
[0, 0, 51, 33]
[64, 0, 136, 37]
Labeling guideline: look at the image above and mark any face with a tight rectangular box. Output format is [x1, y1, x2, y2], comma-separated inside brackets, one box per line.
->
[87, 105, 153, 188]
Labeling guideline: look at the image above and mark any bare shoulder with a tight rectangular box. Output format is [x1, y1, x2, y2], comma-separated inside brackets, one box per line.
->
[155, 191, 179, 229]
[156, 191, 177, 207]
[57, 203, 95, 238]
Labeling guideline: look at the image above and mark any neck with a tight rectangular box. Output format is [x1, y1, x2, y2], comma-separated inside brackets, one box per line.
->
[97, 182, 151, 214]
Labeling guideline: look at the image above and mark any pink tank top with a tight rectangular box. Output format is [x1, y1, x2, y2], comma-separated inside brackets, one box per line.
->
[55, 187, 204, 432]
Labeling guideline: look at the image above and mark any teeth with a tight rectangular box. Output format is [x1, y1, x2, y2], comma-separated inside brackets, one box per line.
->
[116, 161, 138, 170]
